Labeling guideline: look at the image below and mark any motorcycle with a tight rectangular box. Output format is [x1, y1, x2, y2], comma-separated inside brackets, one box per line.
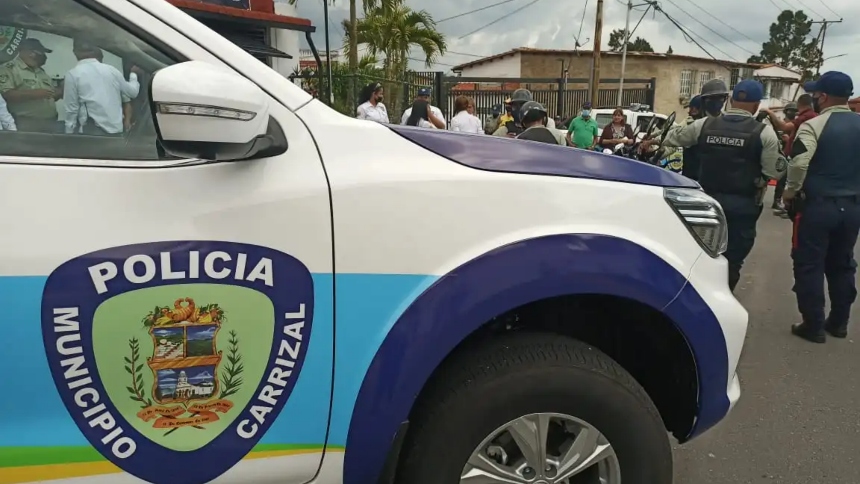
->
[612, 111, 678, 167]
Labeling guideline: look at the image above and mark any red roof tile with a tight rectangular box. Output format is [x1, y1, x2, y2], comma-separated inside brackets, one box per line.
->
[166, 0, 312, 27]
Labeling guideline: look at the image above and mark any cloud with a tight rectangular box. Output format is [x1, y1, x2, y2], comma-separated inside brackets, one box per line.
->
[293, 0, 858, 86]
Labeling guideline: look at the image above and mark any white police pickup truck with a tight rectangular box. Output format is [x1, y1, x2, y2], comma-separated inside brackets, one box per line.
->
[0, 0, 747, 483]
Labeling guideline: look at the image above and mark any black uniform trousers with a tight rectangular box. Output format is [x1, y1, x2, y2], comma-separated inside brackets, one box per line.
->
[709, 193, 763, 291]
[791, 195, 860, 330]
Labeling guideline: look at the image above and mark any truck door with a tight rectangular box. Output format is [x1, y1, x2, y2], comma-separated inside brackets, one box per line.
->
[0, 1, 333, 483]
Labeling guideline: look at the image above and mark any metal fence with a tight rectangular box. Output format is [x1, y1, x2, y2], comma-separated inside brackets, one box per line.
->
[439, 76, 655, 122]
[290, 70, 656, 123]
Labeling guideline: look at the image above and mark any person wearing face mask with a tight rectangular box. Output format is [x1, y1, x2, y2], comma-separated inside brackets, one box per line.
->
[0, 38, 63, 133]
[565, 102, 599, 149]
[356, 82, 388, 123]
[484, 103, 503, 134]
[781, 71, 860, 343]
[642, 79, 784, 291]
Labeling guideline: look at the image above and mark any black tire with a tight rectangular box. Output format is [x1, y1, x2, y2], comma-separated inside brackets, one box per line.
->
[396, 331, 673, 484]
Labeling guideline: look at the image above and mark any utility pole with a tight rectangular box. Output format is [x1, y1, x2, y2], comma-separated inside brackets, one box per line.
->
[618, 1, 656, 107]
[811, 19, 842, 76]
[591, 0, 604, 107]
[617, 1, 632, 107]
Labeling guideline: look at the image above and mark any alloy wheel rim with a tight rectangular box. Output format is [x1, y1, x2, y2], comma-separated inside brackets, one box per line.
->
[460, 412, 621, 484]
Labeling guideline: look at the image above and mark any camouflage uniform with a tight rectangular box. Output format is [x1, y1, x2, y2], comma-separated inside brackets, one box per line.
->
[0, 57, 58, 132]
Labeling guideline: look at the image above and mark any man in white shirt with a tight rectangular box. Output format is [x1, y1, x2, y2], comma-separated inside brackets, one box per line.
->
[0, 93, 17, 131]
[63, 39, 141, 136]
[401, 87, 445, 128]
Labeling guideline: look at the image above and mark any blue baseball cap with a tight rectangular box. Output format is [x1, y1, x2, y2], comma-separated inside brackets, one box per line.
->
[732, 80, 764, 102]
[417, 87, 432, 97]
[803, 71, 854, 98]
[491, 103, 502, 116]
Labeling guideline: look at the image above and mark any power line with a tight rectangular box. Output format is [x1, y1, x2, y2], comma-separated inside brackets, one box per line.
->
[409, 57, 457, 67]
[815, 0, 841, 18]
[795, 0, 825, 19]
[659, 0, 756, 56]
[436, 0, 518, 24]
[575, 0, 590, 46]
[458, 0, 543, 39]
[445, 50, 488, 58]
[653, 5, 737, 66]
[676, 0, 759, 44]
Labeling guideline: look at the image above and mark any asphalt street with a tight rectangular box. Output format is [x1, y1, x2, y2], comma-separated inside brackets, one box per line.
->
[672, 189, 860, 484]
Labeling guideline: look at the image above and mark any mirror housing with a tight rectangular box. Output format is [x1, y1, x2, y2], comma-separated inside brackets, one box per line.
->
[150, 61, 286, 161]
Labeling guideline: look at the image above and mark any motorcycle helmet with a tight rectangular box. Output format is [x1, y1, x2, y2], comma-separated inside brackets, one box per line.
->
[700, 79, 729, 116]
[700, 79, 729, 98]
[519, 100, 548, 126]
[510, 89, 532, 104]
[510, 89, 533, 124]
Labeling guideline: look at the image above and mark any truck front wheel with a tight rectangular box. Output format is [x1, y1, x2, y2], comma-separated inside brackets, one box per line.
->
[396, 332, 674, 484]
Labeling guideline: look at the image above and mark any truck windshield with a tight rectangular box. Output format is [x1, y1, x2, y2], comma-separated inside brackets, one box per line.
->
[594, 114, 613, 128]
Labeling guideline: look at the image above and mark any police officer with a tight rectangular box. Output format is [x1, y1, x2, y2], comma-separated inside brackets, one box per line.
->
[680, 94, 704, 180]
[783, 71, 860, 343]
[642, 79, 784, 291]
[0, 38, 61, 132]
[686, 95, 703, 124]
[516, 101, 559, 144]
[492, 89, 532, 137]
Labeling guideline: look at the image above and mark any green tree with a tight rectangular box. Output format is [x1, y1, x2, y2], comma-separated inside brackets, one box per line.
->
[291, 54, 384, 115]
[666, 45, 673, 54]
[342, 2, 446, 116]
[607, 28, 654, 52]
[747, 10, 822, 80]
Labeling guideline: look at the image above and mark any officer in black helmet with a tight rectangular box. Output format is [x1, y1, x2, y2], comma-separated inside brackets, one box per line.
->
[515, 101, 559, 144]
[642, 78, 785, 291]
[492, 88, 533, 138]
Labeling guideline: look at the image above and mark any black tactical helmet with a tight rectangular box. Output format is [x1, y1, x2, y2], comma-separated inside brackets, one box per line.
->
[784, 102, 798, 112]
[700, 79, 729, 98]
[519, 101, 548, 125]
[510, 88, 533, 103]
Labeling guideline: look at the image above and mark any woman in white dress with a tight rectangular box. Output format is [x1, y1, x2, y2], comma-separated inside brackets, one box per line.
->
[356, 82, 389, 123]
[450, 95, 483, 134]
[404, 100, 444, 129]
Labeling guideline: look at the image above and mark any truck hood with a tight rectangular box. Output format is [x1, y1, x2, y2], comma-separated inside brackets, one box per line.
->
[390, 126, 699, 188]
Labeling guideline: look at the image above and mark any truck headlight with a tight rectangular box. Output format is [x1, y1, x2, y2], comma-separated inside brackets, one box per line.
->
[664, 187, 728, 257]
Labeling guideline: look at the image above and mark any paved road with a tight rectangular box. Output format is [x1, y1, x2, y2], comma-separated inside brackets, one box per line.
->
[672, 190, 860, 484]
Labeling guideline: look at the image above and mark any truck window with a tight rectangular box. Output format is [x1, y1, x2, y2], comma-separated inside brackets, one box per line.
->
[0, 0, 179, 161]
[594, 114, 613, 128]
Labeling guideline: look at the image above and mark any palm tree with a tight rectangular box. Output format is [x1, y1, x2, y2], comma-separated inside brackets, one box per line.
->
[342, 2, 446, 115]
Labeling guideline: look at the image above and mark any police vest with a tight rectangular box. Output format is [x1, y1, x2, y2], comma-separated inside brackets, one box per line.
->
[516, 126, 559, 144]
[696, 115, 765, 196]
[803, 112, 860, 198]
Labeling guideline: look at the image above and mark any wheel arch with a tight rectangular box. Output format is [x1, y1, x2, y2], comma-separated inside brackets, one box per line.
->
[342, 234, 729, 484]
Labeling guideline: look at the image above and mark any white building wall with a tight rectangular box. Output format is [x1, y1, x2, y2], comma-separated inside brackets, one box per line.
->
[457, 54, 521, 78]
[271, 0, 300, 82]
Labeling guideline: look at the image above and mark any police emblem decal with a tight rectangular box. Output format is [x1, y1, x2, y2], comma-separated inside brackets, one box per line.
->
[41, 241, 314, 484]
[0, 26, 27, 63]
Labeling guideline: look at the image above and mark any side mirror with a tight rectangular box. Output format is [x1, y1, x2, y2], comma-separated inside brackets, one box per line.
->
[150, 61, 286, 161]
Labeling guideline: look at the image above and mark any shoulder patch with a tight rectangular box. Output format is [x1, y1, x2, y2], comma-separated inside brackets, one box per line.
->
[793, 140, 808, 156]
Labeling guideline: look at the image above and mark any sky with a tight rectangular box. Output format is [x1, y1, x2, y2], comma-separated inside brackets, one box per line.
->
[293, 0, 857, 85]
